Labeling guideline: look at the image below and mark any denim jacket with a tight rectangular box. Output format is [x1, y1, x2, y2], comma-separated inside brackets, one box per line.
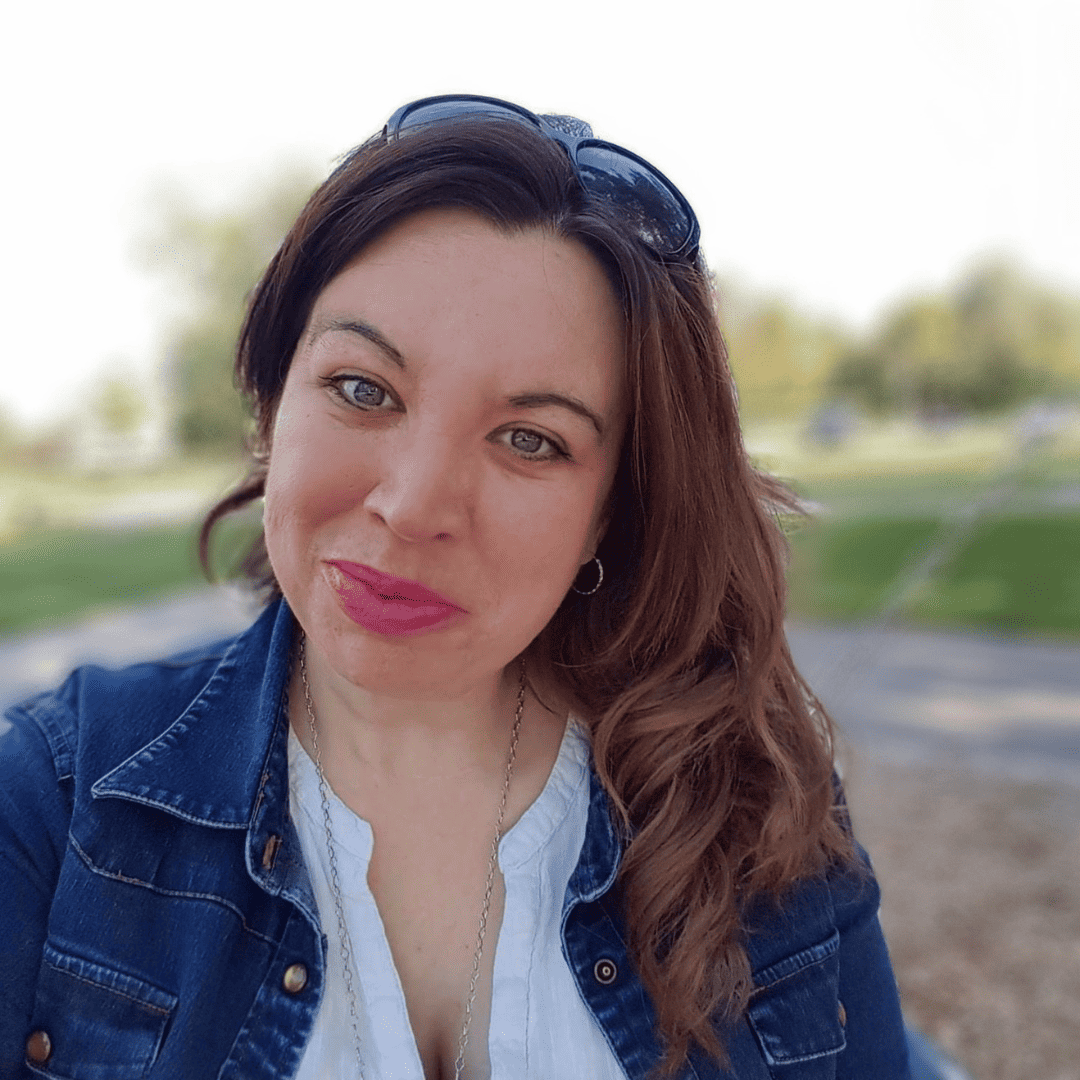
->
[0, 599, 910, 1079]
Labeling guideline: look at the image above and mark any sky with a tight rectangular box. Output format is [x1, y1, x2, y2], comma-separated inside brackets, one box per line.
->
[2, 0, 1077, 427]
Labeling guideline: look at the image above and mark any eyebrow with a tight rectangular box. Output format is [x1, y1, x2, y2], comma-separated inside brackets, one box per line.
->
[311, 318, 406, 368]
[312, 317, 606, 438]
[507, 392, 605, 438]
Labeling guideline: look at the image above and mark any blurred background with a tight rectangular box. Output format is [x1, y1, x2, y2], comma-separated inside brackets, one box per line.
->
[1, 1, 1077, 1075]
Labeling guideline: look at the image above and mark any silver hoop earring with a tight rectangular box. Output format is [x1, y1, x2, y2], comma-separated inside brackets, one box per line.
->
[571, 556, 603, 595]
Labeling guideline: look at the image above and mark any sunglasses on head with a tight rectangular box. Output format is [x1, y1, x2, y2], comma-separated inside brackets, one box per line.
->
[384, 94, 701, 264]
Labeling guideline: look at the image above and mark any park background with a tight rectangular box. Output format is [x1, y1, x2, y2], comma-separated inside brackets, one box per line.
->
[1, 1, 1078, 1076]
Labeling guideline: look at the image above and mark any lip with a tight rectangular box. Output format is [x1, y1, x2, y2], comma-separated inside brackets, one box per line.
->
[325, 560, 467, 637]
[329, 561, 465, 609]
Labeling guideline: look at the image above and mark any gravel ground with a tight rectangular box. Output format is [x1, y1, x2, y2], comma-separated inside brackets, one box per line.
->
[845, 757, 1080, 1080]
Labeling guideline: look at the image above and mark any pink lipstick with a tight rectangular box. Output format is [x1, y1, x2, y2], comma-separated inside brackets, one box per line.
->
[325, 560, 466, 637]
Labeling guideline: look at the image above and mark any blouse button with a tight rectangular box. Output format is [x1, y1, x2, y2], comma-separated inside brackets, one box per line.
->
[26, 1030, 53, 1064]
[282, 963, 309, 994]
[593, 958, 618, 985]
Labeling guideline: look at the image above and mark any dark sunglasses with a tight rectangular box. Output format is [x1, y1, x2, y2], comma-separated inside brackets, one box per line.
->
[385, 94, 701, 263]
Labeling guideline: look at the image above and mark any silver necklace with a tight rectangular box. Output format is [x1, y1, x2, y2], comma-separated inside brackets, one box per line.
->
[298, 636, 525, 1080]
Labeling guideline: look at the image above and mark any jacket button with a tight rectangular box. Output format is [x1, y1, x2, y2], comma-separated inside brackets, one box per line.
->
[593, 958, 618, 985]
[838, 1001, 847, 1026]
[282, 963, 309, 994]
[26, 1030, 53, 1064]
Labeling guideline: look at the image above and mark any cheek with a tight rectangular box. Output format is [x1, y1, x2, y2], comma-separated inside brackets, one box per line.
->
[486, 492, 599, 644]
[263, 428, 368, 557]
[497, 488, 597, 587]
[261, 468, 305, 582]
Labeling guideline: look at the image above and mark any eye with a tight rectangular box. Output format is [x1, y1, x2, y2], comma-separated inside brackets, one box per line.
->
[501, 427, 569, 462]
[324, 375, 394, 410]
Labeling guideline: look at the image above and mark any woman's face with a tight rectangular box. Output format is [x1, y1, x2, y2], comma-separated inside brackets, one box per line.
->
[263, 207, 626, 700]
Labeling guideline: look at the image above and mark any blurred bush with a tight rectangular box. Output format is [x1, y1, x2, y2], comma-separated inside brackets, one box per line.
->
[718, 281, 848, 419]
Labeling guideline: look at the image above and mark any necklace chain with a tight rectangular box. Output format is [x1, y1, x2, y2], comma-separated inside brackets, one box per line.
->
[298, 636, 525, 1080]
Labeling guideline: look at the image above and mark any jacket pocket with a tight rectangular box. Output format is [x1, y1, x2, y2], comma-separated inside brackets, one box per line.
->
[746, 929, 845, 1077]
[27, 942, 177, 1080]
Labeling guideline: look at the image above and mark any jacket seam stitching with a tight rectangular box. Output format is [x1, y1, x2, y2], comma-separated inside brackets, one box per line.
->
[751, 952, 834, 994]
[10, 700, 76, 782]
[762, 1040, 847, 1066]
[84, 788, 251, 828]
[70, 834, 278, 945]
[43, 957, 172, 1015]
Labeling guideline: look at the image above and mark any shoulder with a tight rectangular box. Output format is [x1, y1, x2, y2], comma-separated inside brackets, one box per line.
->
[0, 622, 264, 921]
[740, 849, 908, 1075]
[741, 772, 883, 972]
[0, 596, 289, 847]
[1, 634, 239, 789]
[743, 847, 880, 962]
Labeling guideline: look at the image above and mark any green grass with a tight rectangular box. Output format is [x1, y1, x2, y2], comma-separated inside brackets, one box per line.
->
[904, 513, 1080, 635]
[787, 517, 941, 620]
[0, 517, 260, 636]
[787, 511, 1080, 636]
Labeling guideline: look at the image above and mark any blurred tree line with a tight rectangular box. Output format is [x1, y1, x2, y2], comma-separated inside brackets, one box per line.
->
[141, 169, 1080, 453]
[722, 262, 1080, 421]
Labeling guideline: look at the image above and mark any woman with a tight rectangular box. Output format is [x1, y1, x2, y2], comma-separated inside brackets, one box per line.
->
[0, 97, 910, 1079]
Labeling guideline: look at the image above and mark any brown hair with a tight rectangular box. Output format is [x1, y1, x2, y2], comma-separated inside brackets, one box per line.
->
[201, 115, 854, 1075]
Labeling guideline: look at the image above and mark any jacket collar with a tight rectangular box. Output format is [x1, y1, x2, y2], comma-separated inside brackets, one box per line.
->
[565, 759, 623, 910]
[91, 598, 295, 829]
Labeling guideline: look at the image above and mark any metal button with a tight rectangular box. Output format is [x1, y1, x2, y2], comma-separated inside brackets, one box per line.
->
[26, 1030, 52, 1064]
[593, 958, 618, 985]
[838, 1001, 847, 1026]
[282, 962, 308, 994]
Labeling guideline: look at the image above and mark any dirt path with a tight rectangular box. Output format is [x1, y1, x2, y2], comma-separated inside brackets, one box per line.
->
[847, 758, 1080, 1080]
[787, 621, 1080, 1078]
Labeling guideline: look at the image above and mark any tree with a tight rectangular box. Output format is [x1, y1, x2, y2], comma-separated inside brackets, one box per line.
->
[141, 163, 322, 454]
[828, 260, 1080, 416]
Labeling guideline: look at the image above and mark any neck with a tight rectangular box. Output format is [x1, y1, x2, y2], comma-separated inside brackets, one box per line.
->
[290, 636, 526, 787]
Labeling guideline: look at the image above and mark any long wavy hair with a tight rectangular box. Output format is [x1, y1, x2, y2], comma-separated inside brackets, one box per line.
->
[200, 114, 854, 1076]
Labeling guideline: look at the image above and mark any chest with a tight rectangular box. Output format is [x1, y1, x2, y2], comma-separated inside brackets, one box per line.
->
[286, 715, 608, 1079]
[366, 813, 507, 1080]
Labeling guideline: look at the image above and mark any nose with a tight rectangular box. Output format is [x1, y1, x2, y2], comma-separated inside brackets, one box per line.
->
[361, 423, 473, 543]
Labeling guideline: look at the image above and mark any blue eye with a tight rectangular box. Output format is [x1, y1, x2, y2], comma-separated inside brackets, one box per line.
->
[331, 376, 392, 409]
[504, 428, 568, 462]
[510, 429, 545, 455]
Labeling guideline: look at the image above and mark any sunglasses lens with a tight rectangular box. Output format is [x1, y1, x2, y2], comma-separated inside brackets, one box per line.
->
[576, 145, 693, 256]
[395, 100, 535, 135]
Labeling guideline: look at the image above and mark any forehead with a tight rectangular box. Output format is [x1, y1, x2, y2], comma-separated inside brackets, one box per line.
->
[303, 208, 626, 408]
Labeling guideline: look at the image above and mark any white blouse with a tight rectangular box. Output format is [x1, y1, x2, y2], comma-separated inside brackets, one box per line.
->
[288, 717, 629, 1080]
